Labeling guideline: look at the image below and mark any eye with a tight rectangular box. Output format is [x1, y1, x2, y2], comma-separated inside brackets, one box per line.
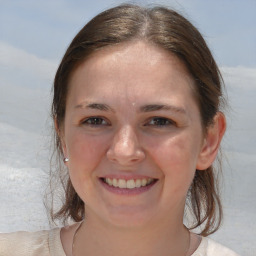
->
[146, 117, 176, 127]
[82, 117, 108, 126]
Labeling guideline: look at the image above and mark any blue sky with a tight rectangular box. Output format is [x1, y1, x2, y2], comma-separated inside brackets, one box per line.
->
[1, 0, 256, 67]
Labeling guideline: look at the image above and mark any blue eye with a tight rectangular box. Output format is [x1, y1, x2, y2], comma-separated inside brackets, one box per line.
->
[147, 117, 175, 127]
[82, 117, 108, 126]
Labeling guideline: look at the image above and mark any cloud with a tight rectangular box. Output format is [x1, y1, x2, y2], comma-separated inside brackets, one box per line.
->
[0, 42, 55, 136]
[221, 66, 256, 89]
[218, 66, 256, 156]
[0, 41, 57, 88]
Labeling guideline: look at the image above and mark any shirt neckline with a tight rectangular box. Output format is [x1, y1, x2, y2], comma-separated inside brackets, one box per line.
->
[51, 226, 207, 256]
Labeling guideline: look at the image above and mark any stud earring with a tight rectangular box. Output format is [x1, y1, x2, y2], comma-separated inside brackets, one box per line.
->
[64, 158, 69, 163]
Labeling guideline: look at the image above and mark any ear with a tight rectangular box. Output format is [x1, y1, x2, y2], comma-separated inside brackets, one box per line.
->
[196, 112, 226, 170]
[54, 118, 68, 157]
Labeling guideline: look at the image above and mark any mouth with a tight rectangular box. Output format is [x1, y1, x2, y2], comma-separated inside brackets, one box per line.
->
[99, 177, 158, 194]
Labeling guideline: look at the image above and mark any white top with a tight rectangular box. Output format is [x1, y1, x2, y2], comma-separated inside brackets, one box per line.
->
[0, 226, 240, 256]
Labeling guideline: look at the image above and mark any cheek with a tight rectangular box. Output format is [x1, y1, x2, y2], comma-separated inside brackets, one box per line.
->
[146, 133, 201, 185]
[150, 134, 199, 164]
[65, 130, 110, 201]
[66, 130, 108, 176]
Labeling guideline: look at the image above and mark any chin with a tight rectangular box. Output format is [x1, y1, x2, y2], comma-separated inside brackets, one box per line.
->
[103, 206, 156, 229]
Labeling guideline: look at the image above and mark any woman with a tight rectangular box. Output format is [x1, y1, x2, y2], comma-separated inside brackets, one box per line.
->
[0, 4, 239, 256]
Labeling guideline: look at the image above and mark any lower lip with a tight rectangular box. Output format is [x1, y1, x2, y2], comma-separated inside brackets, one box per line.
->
[99, 179, 157, 195]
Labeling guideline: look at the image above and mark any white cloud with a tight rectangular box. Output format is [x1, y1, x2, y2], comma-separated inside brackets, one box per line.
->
[0, 42, 54, 136]
[221, 66, 256, 89]
[218, 66, 256, 156]
[0, 41, 57, 83]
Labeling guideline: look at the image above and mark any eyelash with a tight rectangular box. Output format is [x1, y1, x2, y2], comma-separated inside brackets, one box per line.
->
[82, 117, 109, 126]
[81, 117, 175, 128]
[145, 117, 176, 127]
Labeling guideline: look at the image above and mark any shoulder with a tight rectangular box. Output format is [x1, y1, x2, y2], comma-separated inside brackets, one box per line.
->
[0, 227, 65, 256]
[0, 229, 49, 256]
[193, 236, 240, 256]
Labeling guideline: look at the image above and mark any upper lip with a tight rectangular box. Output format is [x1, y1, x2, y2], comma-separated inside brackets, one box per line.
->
[99, 175, 158, 180]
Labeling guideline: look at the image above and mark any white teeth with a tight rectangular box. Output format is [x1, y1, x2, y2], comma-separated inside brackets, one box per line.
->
[118, 179, 126, 188]
[141, 178, 147, 186]
[104, 178, 155, 189]
[112, 178, 118, 187]
[135, 179, 141, 188]
[127, 180, 136, 189]
[106, 178, 112, 186]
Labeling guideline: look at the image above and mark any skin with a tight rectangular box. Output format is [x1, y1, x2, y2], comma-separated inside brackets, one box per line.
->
[59, 41, 226, 256]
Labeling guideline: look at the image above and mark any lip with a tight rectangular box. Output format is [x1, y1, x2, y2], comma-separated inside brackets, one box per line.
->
[98, 177, 158, 195]
[99, 174, 156, 180]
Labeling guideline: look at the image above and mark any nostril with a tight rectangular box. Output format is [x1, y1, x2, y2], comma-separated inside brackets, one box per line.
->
[107, 151, 145, 164]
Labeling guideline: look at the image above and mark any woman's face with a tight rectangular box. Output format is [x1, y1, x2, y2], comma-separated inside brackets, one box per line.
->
[62, 41, 208, 228]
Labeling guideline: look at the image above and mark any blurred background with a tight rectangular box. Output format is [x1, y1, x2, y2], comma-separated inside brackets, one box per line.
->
[0, 1, 255, 255]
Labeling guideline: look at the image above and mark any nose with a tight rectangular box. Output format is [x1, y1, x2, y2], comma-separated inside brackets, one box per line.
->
[106, 125, 145, 165]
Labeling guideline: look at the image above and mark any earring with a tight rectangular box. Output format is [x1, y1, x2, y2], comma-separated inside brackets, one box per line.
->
[64, 157, 69, 163]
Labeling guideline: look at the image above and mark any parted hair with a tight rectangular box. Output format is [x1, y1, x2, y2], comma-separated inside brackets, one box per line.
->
[51, 4, 224, 236]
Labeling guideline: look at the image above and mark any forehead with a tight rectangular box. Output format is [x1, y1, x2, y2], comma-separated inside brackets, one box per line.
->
[67, 41, 196, 106]
[73, 41, 193, 77]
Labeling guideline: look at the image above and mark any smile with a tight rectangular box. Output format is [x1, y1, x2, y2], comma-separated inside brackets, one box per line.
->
[102, 177, 155, 189]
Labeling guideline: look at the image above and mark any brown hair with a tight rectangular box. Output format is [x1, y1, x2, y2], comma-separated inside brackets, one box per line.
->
[51, 4, 224, 236]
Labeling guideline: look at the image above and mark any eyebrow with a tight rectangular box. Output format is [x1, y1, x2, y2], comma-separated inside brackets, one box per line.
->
[75, 102, 186, 115]
[140, 104, 187, 115]
[75, 102, 115, 112]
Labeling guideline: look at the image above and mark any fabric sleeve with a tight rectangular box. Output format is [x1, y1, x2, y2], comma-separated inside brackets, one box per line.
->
[0, 230, 50, 256]
[205, 237, 240, 256]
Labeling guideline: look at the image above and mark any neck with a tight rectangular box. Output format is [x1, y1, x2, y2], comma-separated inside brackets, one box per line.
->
[73, 214, 190, 256]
